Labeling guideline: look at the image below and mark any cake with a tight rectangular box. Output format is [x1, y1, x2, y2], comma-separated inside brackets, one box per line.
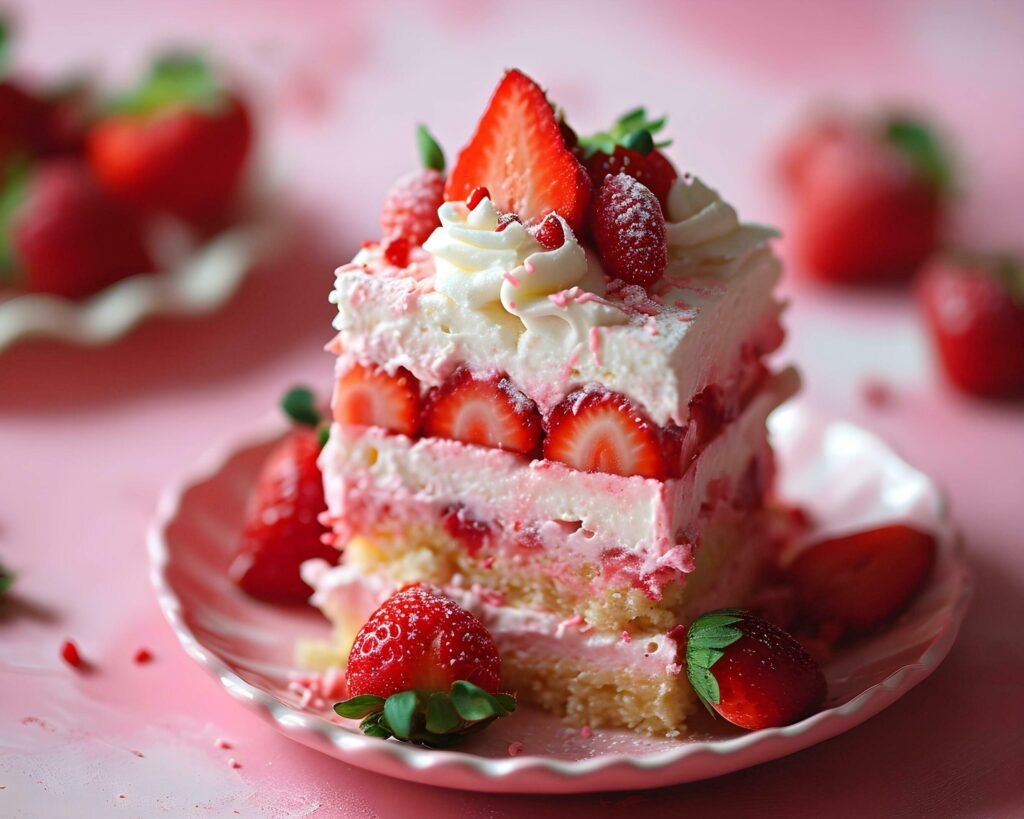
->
[301, 69, 797, 737]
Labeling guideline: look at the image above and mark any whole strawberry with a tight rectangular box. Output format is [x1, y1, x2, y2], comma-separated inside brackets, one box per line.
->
[592, 172, 667, 288]
[578, 108, 678, 208]
[685, 609, 826, 731]
[335, 585, 516, 746]
[229, 388, 338, 603]
[917, 252, 1024, 397]
[790, 524, 936, 636]
[379, 125, 446, 246]
[2, 159, 152, 299]
[782, 113, 951, 284]
[86, 55, 252, 225]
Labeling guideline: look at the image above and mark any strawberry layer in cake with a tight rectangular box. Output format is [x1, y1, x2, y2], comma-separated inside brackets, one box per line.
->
[303, 70, 797, 736]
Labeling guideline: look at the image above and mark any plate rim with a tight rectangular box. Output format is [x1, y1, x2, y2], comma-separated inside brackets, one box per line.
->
[147, 405, 973, 793]
[0, 218, 273, 353]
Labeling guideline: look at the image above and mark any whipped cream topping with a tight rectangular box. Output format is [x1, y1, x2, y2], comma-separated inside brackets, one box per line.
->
[665, 175, 741, 249]
[423, 197, 627, 347]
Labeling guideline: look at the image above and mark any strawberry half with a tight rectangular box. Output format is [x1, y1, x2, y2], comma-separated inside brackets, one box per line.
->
[229, 388, 338, 603]
[445, 69, 591, 233]
[790, 524, 936, 636]
[421, 368, 542, 455]
[685, 609, 827, 731]
[335, 585, 516, 747]
[333, 363, 421, 436]
[544, 388, 665, 479]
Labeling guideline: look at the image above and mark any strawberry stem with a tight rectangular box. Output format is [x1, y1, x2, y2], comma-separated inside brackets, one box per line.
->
[108, 53, 225, 117]
[0, 561, 14, 596]
[416, 124, 445, 172]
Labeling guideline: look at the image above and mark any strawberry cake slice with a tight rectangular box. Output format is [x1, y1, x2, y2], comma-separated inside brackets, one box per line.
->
[302, 69, 798, 736]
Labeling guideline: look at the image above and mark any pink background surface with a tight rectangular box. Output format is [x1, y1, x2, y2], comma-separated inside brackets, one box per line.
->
[2, 1, 1022, 815]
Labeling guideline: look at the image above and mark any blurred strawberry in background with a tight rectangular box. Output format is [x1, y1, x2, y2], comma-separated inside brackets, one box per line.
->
[1, 17, 256, 302]
[917, 252, 1024, 397]
[3, 159, 152, 299]
[779, 109, 952, 286]
[86, 55, 253, 228]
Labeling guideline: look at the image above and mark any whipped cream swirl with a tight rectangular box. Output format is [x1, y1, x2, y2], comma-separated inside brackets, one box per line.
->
[424, 197, 626, 345]
[665, 175, 741, 249]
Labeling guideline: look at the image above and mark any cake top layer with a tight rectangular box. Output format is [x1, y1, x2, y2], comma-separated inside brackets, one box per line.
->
[328, 69, 784, 426]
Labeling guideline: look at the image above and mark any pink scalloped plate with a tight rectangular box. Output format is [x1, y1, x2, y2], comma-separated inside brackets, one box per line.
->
[148, 403, 971, 793]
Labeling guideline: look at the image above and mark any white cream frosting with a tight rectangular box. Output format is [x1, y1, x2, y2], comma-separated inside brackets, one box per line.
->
[423, 197, 627, 347]
[666, 176, 740, 248]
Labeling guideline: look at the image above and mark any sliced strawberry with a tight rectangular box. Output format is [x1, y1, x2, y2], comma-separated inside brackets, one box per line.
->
[445, 69, 591, 233]
[592, 173, 667, 289]
[333, 363, 421, 436]
[685, 609, 827, 731]
[336, 585, 516, 746]
[790, 524, 937, 635]
[229, 426, 336, 603]
[544, 388, 665, 479]
[421, 368, 542, 455]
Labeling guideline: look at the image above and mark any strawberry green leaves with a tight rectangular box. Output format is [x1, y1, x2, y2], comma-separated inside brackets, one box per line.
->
[109, 54, 225, 117]
[578, 107, 671, 159]
[281, 386, 321, 427]
[416, 124, 445, 173]
[335, 681, 516, 748]
[885, 117, 953, 193]
[0, 561, 13, 596]
[684, 608, 746, 709]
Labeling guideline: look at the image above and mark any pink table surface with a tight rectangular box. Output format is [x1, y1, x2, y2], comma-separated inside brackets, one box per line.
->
[2, 1, 1023, 816]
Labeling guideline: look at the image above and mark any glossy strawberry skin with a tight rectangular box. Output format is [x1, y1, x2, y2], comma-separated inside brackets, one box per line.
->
[345, 585, 502, 699]
[917, 256, 1024, 397]
[790, 524, 936, 635]
[9, 160, 153, 299]
[86, 95, 252, 225]
[445, 69, 591, 234]
[584, 145, 677, 209]
[592, 173, 667, 288]
[705, 614, 827, 730]
[229, 428, 337, 603]
[333, 363, 421, 436]
[791, 132, 942, 284]
[543, 387, 665, 479]
[379, 168, 445, 246]
[421, 368, 542, 456]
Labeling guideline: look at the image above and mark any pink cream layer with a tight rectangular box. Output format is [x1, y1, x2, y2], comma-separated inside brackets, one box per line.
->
[320, 370, 797, 601]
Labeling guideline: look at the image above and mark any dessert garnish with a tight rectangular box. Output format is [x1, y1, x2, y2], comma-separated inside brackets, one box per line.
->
[335, 585, 516, 747]
[229, 387, 338, 603]
[592, 172, 668, 287]
[577, 107, 677, 208]
[379, 125, 446, 247]
[445, 69, 592, 233]
[685, 609, 827, 730]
